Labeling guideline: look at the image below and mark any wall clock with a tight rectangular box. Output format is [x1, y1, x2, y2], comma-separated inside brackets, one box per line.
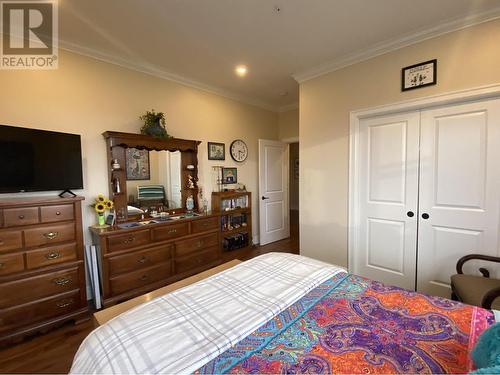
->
[230, 139, 248, 162]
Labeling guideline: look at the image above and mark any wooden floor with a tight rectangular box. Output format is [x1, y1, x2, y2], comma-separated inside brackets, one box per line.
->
[0, 210, 299, 374]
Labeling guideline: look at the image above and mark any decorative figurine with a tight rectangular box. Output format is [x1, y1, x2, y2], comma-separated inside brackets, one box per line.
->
[186, 195, 194, 212]
[187, 175, 196, 189]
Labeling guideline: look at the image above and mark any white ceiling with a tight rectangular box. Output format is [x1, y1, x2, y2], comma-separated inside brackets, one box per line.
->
[59, 0, 500, 111]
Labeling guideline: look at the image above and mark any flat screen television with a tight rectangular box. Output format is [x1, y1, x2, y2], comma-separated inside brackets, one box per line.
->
[0, 125, 83, 193]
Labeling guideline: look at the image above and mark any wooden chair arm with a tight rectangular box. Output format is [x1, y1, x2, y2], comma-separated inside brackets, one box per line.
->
[456, 254, 500, 274]
[482, 286, 500, 309]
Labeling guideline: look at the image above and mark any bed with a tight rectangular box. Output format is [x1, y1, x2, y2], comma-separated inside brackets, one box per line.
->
[70, 253, 495, 374]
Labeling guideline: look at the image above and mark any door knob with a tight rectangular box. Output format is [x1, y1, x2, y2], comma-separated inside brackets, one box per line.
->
[261, 196, 269, 200]
[407, 211, 414, 217]
[422, 213, 430, 219]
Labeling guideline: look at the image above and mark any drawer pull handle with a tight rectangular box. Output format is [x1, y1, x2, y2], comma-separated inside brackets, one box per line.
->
[56, 299, 74, 308]
[196, 241, 203, 248]
[45, 251, 61, 260]
[18, 215, 25, 220]
[0, 262, 4, 269]
[138, 256, 149, 264]
[56, 211, 61, 216]
[140, 274, 149, 281]
[123, 236, 135, 244]
[168, 229, 177, 234]
[0, 240, 4, 246]
[53, 276, 72, 286]
[43, 232, 59, 240]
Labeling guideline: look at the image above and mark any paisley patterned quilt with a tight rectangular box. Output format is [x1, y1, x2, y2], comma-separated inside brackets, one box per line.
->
[197, 273, 494, 374]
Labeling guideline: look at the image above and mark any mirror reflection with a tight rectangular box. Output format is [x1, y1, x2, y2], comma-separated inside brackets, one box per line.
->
[125, 149, 182, 216]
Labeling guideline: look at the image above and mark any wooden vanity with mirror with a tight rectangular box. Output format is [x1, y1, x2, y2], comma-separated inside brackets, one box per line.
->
[91, 131, 223, 307]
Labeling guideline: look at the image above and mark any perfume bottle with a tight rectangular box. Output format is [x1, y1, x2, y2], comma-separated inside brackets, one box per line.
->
[113, 177, 121, 194]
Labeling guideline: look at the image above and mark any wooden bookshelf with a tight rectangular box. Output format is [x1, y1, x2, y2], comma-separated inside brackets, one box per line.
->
[211, 191, 252, 256]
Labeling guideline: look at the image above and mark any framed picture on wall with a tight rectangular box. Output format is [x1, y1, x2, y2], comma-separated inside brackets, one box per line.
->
[401, 59, 437, 91]
[222, 167, 237, 184]
[208, 142, 225, 160]
[126, 148, 150, 180]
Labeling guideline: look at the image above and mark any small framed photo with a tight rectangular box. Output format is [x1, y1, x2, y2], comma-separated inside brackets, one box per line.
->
[222, 167, 237, 184]
[402, 59, 437, 91]
[208, 142, 225, 160]
[105, 212, 115, 226]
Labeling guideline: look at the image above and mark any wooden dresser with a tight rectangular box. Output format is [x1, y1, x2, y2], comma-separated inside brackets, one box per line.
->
[0, 196, 88, 345]
[91, 213, 222, 307]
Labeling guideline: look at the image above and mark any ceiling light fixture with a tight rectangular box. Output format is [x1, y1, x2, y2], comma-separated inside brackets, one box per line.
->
[235, 65, 248, 77]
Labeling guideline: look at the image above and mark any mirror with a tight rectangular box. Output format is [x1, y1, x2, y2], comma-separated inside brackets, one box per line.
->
[104, 131, 200, 222]
[125, 149, 182, 216]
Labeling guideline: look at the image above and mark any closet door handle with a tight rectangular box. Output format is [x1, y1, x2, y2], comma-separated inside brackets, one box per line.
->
[406, 211, 414, 217]
[422, 213, 430, 219]
[261, 196, 269, 200]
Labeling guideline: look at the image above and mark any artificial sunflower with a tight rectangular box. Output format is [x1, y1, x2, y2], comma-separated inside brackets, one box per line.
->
[96, 194, 105, 203]
[94, 202, 106, 214]
[104, 199, 114, 210]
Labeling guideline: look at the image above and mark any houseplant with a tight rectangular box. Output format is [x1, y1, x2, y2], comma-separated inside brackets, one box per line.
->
[139, 109, 170, 138]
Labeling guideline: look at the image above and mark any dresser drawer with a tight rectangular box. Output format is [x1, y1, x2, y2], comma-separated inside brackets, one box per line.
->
[109, 245, 173, 276]
[175, 233, 219, 257]
[0, 267, 79, 308]
[175, 246, 219, 274]
[107, 230, 150, 252]
[0, 290, 81, 332]
[40, 204, 74, 223]
[0, 230, 22, 253]
[110, 262, 171, 295]
[152, 222, 189, 242]
[0, 253, 24, 276]
[3, 207, 39, 227]
[191, 217, 219, 233]
[24, 222, 75, 248]
[26, 243, 77, 269]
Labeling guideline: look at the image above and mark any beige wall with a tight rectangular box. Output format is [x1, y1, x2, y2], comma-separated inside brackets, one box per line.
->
[300, 19, 500, 267]
[278, 108, 299, 140]
[0, 50, 279, 244]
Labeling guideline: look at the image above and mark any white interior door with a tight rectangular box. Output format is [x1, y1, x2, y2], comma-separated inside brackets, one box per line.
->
[259, 139, 289, 245]
[354, 112, 420, 290]
[417, 98, 500, 297]
[169, 151, 182, 207]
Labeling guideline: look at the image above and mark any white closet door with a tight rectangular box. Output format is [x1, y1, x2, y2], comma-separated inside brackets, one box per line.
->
[417, 98, 500, 297]
[354, 112, 420, 290]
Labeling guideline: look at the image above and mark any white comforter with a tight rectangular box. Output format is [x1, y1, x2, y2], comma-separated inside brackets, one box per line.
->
[70, 253, 345, 374]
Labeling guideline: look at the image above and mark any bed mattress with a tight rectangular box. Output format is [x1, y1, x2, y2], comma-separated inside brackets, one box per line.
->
[70, 253, 494, 374]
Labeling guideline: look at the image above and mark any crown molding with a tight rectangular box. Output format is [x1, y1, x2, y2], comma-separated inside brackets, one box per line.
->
[277, 102, 299, 113]
[58, 39, 286, 113]
[293, 6, 500, 83]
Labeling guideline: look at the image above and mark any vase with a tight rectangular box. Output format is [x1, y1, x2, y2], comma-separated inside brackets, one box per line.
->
[144, 118, 167, 138]
[97, 213, 105, 226]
